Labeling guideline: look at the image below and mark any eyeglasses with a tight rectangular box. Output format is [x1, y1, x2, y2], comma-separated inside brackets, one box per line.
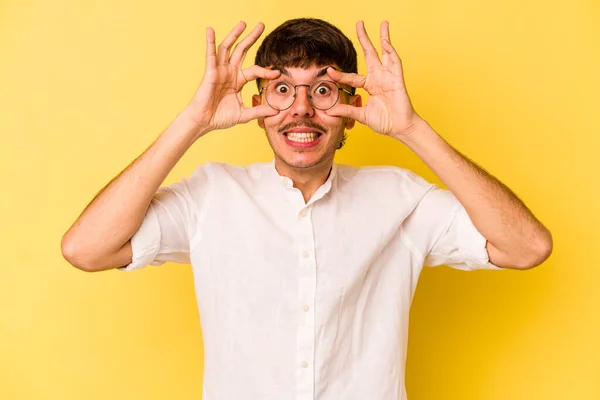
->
[259, 80, 353, 111]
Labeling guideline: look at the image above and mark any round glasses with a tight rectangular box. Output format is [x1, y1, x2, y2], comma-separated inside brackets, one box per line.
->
[259, 80, 353, 111]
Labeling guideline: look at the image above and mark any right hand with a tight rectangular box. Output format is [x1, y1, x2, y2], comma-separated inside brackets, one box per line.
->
[185, 22, 281, 135]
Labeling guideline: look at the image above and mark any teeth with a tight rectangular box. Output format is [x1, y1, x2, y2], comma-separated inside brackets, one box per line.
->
[286, 132, 320, 143]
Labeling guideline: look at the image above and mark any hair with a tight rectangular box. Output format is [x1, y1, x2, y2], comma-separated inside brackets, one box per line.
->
[255, 18, 358, 95]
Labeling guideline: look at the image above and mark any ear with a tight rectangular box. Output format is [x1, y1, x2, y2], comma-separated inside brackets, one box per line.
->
[344, 94, 362, 130]
[252, 94, 265, 129]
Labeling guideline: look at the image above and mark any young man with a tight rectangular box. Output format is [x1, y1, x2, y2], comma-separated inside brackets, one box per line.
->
[62, 18, 552, 400]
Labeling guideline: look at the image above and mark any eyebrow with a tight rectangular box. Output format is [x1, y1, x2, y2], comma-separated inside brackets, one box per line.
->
[316, 67, 330, 77]
[273, 66, 289, 76]
[271, 66, 333, 78]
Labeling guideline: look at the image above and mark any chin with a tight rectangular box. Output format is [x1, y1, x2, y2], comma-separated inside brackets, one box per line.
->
[275, 149, 332, 169]
[281, 156, 324, 169]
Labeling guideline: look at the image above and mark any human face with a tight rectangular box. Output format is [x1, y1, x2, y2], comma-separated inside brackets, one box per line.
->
[252, 65, 360, 172]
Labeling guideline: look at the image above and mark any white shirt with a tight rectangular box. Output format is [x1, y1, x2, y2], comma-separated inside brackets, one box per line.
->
[119, 160, 500, 400]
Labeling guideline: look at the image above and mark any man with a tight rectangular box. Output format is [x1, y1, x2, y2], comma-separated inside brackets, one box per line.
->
[62, 18, 552, 400]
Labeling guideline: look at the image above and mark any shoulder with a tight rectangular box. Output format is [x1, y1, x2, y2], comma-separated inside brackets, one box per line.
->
[190, 161, 268, 180]
[336, 164, 434, 193]
[185, 162, 272, 195]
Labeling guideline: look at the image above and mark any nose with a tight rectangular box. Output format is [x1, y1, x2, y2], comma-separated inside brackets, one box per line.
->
[290, 85, 315, 118]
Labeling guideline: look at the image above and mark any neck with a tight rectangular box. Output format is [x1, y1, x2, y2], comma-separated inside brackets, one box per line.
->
[274, 156, 333, 203]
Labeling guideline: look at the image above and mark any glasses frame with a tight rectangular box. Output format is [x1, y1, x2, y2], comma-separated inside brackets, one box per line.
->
[259, 80, 354, 111]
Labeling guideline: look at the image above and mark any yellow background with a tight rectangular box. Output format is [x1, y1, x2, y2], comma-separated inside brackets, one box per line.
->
[1, 0, 598, 399]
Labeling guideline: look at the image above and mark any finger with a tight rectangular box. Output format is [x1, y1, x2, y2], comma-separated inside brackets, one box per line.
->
[380, 22, 403, 70]
[239, 104, 280, 124]
[356, 21, 381, 68]
[327, 67, 366, 89]
[230, 23, 265, 67]
[239, 65, 280, 84]
[205, 27, 217, 69]
[217, 21, 247, 65]
[380, 21, 390, 67]
[381, 38, 403, 73]
[325, 104, 366, 125]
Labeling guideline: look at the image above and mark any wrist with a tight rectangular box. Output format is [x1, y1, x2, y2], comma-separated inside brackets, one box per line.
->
[395, 118, 449, 164]
[390, 115, 429, 144]
[157, 108, 211, 149]
[179, 105, 213, 138]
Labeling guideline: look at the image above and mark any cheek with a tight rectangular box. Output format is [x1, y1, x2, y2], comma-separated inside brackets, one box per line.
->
[316, 113, 345, 130]
[263, 122, 281, 137]
[262, 114, 286, 132]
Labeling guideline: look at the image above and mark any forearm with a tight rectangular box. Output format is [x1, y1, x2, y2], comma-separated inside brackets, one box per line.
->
[398, 118, 552, 267]
[62, 108, 206, 270]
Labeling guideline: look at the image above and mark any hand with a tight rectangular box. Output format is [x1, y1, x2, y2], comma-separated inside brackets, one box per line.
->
[326, 21, 422, 140]
[185, 22, 280, 135]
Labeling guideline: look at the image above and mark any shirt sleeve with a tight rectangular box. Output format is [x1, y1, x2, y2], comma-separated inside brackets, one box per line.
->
[117, 166, 209, 272]
[404, 185, 501, 271]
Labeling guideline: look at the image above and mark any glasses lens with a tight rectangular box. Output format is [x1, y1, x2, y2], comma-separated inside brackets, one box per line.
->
[265, 82, 295, 110]
[310, 81, 339, 110]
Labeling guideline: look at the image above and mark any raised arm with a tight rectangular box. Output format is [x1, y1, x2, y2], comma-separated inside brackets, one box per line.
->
[61, 22, 280, 272]
[326, 21, 552, 269]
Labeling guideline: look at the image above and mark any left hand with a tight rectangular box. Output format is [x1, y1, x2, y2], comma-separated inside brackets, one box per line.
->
[326, 21, 423, 139]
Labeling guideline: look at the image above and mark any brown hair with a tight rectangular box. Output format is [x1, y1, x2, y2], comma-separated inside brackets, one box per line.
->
[255, 18, 358, 94]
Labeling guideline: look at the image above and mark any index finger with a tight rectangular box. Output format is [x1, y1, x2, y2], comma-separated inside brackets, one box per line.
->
[356, 21, 381, 68]
[237, 65, 280, 90]
[327, 67, 366, 89]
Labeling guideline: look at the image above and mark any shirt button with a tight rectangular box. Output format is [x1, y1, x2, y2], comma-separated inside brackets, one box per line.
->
[299, 208, 308, 218]
[301, 250, 310, 258]
[302, 361, 309, 368]
[302, 305, 310, 312]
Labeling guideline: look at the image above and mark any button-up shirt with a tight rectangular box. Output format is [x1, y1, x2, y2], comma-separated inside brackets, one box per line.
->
[119, 160, 500, 400]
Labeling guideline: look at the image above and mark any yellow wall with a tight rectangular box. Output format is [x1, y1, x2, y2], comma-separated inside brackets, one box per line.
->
[1, 0, 598, 399]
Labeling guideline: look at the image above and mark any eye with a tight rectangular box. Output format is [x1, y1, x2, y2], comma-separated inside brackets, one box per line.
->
[313, 83, 334, 96]
[274, 83, 291, 94]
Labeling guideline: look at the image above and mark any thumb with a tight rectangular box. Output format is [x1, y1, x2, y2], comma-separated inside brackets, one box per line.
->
[325, 104, 366, 125]
[239, 104, 280, 124]
[240, 65, 281, 83]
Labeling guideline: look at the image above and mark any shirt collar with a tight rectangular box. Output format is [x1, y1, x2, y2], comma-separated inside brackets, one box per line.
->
[267, 158, 338, 203]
